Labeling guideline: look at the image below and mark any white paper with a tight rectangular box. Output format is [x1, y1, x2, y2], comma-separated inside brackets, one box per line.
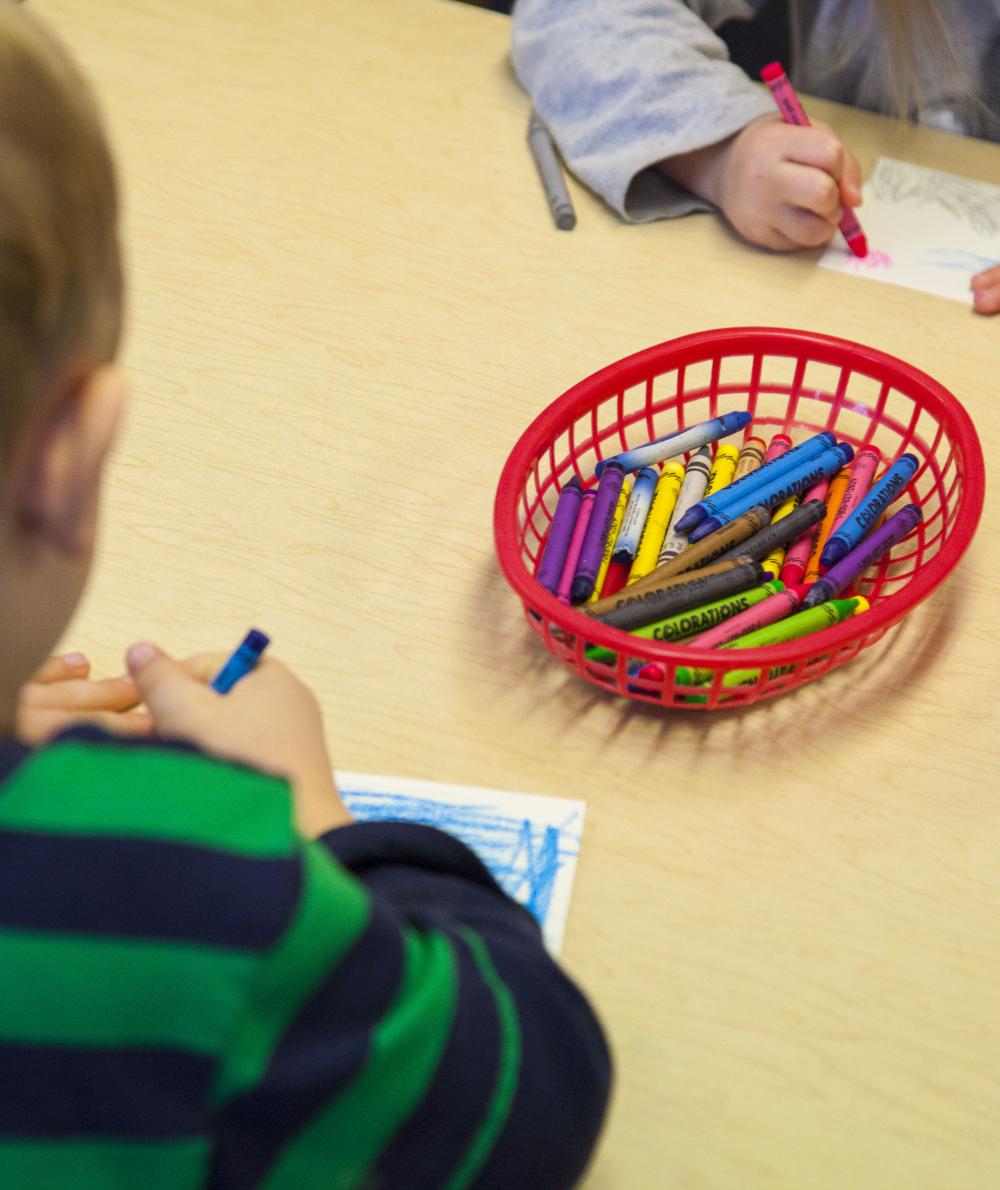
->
[818, 157, 1000, 303]
[335, 772, 586, 955]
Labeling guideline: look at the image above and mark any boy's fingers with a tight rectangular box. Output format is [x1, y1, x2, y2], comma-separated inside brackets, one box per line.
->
[23, 674, 141, 712]
[784, 124, 847, 179]
[126, 642, 213, 728]
[973, 281, 1000, 314]
[779, 162, 842, 220]
[776, 204, 838, 249]
[178, 653, 231, 684]
[29, 654, 91, 685]
[841, 147, 863, 205]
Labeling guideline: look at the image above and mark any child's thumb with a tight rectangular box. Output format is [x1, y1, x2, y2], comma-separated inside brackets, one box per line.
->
[126, 641, 208, 731]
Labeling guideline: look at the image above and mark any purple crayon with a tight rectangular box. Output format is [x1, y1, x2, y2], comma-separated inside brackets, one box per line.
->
[536, 476, 583, 593]
[556, 489, 596, 605]
[801, 503, 923, 610]
[571, 463, 625, 603]
[689, 442, 854, 543]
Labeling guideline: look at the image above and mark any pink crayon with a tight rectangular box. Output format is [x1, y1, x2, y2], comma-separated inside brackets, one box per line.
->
[685, 583, 807, 649]
[829, 445, 881, 537]
[764, 433, 792, 465]
[556, 489, 595, 605]
[780, 477, 829, 586]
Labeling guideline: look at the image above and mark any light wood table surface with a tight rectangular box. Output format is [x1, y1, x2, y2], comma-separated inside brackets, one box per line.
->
[35, 0, 1000, 1186]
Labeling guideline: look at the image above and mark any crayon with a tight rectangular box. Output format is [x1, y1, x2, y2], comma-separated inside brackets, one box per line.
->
[780, 477, 828, 586]
[595, 410, 751, 477]
[804, 467, 850, 584]
[704, 443, 740, 498]
[527, 110, 577, 231]
[733, 436, 767, 480]
[598, 559, 630, 599]
[762, 493, 801, 579]
[587, 481, 630, 605]
[764, 432, 792, 464]
[820, 453, 919, 567]
[612, 469, 657, 563]
[536, 475, 583, 594]
[589, 553, 754, 619]
[803, 503, 923, 609]
[585, 581, 784, 665]
[676, 430, 836, 533]
[212, 628, 270, 693]
[633, 505, 770, 590]
[556, 489, 595, 605]
[676, 596, 866, 685]
[571, 463, 624, 602]
[713, 499, 826, 569]
[686, 582, 805, 648]
[627, 462, 684, 584]
[690, 443, 855, 542]
[594, 558, 764, 632]
[829, 445, 881, 538]
[656, 446, 713, 565]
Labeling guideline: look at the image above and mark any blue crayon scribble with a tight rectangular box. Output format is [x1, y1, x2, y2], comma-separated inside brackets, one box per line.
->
[339, 789, 582, 934]
[919, 249, 999, 272]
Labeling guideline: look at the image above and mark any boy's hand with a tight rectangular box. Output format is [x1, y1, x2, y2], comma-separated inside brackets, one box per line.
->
[972, 263, 1000, 314]
[16, 653, 152, 744]
[662, 114, 863, 251]
[126, 642, 352, 837]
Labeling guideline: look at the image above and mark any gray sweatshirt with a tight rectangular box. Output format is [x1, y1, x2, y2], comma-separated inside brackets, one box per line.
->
[510, 0, 1000, 221]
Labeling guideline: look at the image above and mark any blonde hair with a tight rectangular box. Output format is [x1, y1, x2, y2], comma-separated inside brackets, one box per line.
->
[0, 3, 122, 456]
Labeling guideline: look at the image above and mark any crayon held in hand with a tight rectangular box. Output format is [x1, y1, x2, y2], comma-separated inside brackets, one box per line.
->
[212, 629, 270, 693]
[594, 411, 751, 477]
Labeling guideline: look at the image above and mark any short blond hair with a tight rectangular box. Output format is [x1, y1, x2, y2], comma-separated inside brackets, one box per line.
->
[0, 2, 122, 455]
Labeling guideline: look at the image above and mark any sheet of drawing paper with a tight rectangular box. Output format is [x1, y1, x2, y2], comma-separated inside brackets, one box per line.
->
[335, 772, 586, 954]
[818, 157, 1000, 303]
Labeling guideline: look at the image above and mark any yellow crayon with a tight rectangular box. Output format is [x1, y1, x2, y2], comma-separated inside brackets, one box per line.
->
[627, 462, 684, 585]
[805, 467, 851, 584]
[703, 443, 740, 499]
[762, 493, 801, 578]
[587, 481, 631, 605]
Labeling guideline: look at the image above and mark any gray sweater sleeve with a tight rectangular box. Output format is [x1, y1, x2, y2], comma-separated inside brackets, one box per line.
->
[510, 0, 776, 222]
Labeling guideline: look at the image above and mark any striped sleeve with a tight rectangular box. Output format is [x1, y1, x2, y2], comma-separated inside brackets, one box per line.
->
[209, 826, 612, 1190]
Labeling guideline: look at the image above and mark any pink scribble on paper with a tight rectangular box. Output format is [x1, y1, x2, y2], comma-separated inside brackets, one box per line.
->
[848, 249, 893, 270]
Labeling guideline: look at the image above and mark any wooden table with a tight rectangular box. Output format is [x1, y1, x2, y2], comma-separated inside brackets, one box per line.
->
[36, 1, 1000, 1185]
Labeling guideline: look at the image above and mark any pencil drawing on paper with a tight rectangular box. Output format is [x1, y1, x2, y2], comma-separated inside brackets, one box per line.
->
[337, 773, 586, 953]
[870, 158, 1000, 237]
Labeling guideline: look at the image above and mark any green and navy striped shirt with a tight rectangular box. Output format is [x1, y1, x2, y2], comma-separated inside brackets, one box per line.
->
[0, 727, 610, 1188]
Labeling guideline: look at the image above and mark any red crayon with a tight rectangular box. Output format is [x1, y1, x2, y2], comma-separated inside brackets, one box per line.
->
[780, 476, 829, 586]
[599, 559, 631, 599]
[760, 62, 869, 259]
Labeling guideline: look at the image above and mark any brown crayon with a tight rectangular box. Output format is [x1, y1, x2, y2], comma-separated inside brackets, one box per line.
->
[631, 505, 771, 589]
[592, 558, 765, 632]
[734, 436, 767, 480]
[587, 555, 752, 618]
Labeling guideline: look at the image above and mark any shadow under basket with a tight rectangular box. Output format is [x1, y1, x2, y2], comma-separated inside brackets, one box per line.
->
[493, 327, 985, 709]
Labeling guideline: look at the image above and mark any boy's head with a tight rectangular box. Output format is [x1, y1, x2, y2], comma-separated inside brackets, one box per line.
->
[0, 2, 125, 724]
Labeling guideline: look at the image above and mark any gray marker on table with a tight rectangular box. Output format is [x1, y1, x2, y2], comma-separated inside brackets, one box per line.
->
[527, 110, 576, 231]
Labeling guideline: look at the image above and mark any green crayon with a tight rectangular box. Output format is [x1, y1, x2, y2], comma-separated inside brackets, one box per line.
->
[584, 581, 785, 665]
[677, 596, 866, 686]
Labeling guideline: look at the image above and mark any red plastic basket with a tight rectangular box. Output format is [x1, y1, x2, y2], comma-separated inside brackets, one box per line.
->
[494, 328, 985, 709]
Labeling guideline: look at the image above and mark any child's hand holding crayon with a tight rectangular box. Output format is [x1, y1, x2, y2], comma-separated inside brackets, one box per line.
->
[124, 642, 353, 837]
[16, 653, 152, 743]
[661, 114, 864, 252]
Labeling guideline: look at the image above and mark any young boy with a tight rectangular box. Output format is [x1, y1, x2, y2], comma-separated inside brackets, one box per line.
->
[0, 5, 611, 1187]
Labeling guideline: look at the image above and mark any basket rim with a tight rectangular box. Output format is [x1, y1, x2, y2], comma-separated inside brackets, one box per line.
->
[493, 326, 986, 671]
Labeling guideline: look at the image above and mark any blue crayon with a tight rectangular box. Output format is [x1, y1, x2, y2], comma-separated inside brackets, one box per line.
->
[571, 463, 625, 602]
[689, 443, 854, 543]
[820, 452, 919, 567]
[612, 467, 658, 563]
[675, 430, 837, 534]
[803, 503, 922, 609]
[594, 411, 751, 477]
[211, 628, 271, 693]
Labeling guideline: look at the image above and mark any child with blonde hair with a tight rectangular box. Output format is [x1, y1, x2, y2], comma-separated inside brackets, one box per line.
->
[512, 0, 1000, 313]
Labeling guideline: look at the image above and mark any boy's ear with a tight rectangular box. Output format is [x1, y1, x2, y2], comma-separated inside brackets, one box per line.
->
[17, 364, 126, 556]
